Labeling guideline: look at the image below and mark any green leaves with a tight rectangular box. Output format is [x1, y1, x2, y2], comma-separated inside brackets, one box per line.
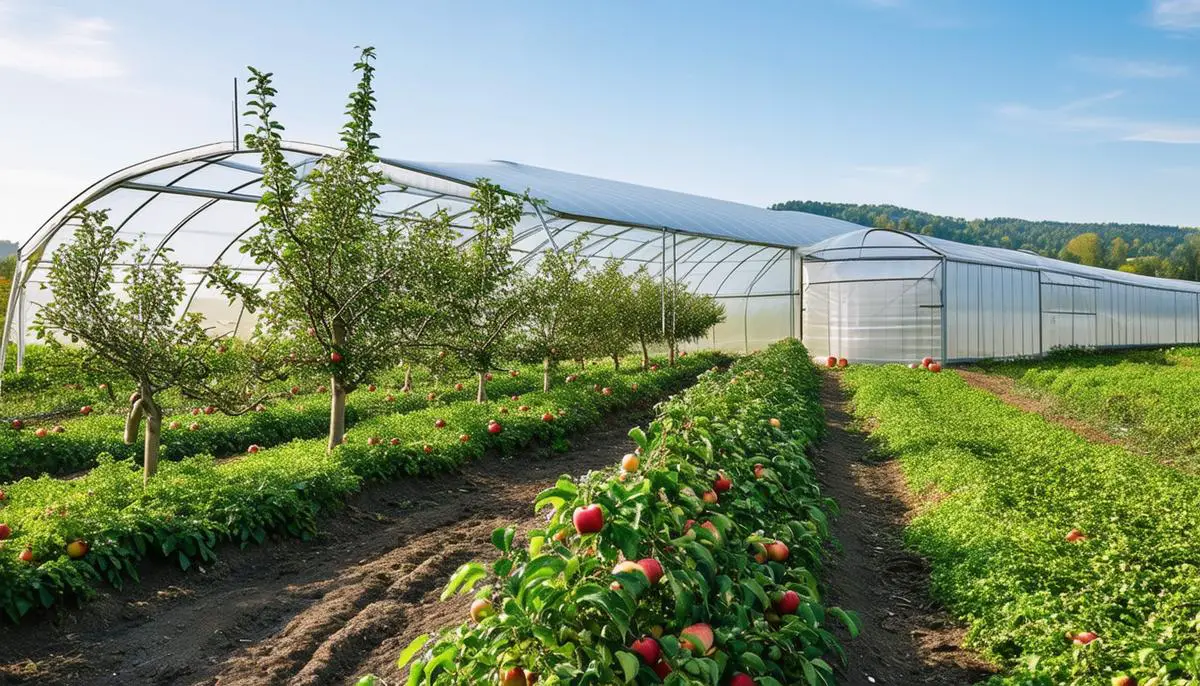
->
[441, 562, 488, 601]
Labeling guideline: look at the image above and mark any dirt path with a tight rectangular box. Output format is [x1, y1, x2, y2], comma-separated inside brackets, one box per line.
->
[954, 369, 1119, 446]
[0, 414, 644, 686]
[816, 374, 995, 686]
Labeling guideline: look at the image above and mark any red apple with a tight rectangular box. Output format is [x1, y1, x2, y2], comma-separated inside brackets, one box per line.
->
[573, 504, 604, 534]
[769, 417, 781, 429]
[1065, 529, 1086, 542]
[455, 382, 465, 391]
[510, 394, 520, 401]
[459, 433, 470, 443]
[837, 357, 848, 368]
[679, 623, 714, 654]
[775, 589, 801, 614]
[367, 436, 382, 446]
[330, 351, 343, 363]
[306, 326, 317, 337]
[52, 425, 65, 434]
[80, 406, 93, 416]
[319, 385, 329, 393]
[423, 444, 433, 453]
[192, 408, 201, 416]
[631, 636, 661, 665]
[519, 405, 531, 412]
[0, 523, 10, 540]
[10, 419, 22, 431]
[204, 405, 216, 415]
[485, 373, 493, 381]
[650, 364, 659, 371]
[434, 418, 447, 429]
[1112, 677, 1136, 686]
[713, 474, 732, 493]
[169, 421, 181, 430]
[754, 463, 765, 479]
[386, 394, 395, 402]
[290, 386, 301, 396]
[438, 350, 447, 359]
[470, 598, 494, 623]
[601, 387, 612, 396]
[637, 558, 664, 585]
[1072, 631, 1098, 645]
[928, 362, 942, 373]
[652, 661, 671, 679]
[541, 412, 554, 422]
[390, 437, 401, 446]
[35, 427, 47, 438]
[565, 374, 577, 383]
[510, 370, 519, 378]
[0, 490, 6, 501]
[368, 384, 377, 392]
[66, 539, 89, 559]
[921, 356, 934, 368]
[700, 520, 720, 542]
[189, 422, 201, 431]
[18, 548, 33, 563]
[248, 444, 261, 454]
[765, 540, 790, 562]
[499, 667, 527, 686]
[488, 422, 503, 434]
[426, 392, 436, 401]
[909, 362, 920, 369]
[499, 406, 508, 414]
[826, 356, 837, 368]
[730, 674, 755, 686]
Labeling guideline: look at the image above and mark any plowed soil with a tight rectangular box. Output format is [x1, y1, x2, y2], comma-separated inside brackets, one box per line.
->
[0, 413, 645, 686]
[817, 374, 996, 685]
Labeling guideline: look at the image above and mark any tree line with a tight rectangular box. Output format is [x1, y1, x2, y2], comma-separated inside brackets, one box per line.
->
[773, 200, 1200, 281]
[25, 48, 724, 484]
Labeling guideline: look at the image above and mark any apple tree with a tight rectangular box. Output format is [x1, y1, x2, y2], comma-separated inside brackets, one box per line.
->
[665, 284, 725, 363]
[628, 267, 666, 370]
[577, 258, 637, 370]
[436, 183, 533, 403]
[32, 209, 278, 484]
[518, 237, 589, 392]
[208, 48, 458, 450]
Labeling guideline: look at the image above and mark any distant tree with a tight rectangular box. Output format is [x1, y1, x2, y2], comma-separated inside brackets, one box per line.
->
[1062, 233, 1103, 266]
[33, 209, 277, 484]
[1168, 235, 1200, 281]
[663, 284, 725, 364]
[436, 183, 533, 403]
[519, 237, 589, 392]
[577, 259, 637, 371]
[1122, 256, 1165, 277]
[1107, 237, 1130, 269]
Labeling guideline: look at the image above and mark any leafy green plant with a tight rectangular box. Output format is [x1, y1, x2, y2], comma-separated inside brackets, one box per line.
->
[845, 364, 1200, 685]
[390, 340, 858, 685]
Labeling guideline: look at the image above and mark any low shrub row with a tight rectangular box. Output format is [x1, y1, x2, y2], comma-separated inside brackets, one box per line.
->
[981, 346, 1200, 470]
[844, 365, 1200, 685]
[0, 362, 562, 480]
[0, 353, 722, 624]
[379, 339, 857, 686]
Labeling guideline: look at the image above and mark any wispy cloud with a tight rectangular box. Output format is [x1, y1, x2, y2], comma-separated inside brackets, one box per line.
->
[1070, 55, 1188, 79]
[1151, 0, 1200, 29]
[997, 91, 1200, 144]
[0, 0, 125, 80]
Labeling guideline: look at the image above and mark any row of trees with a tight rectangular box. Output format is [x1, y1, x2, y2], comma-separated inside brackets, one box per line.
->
[30, 48, 724, 484]
[777, 200, 1200, 282]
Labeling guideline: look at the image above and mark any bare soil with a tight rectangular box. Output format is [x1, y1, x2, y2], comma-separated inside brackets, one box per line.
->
[817, 374, 996, 686]
[954, 369, 1119, 446]
[0, 413, 645, 686]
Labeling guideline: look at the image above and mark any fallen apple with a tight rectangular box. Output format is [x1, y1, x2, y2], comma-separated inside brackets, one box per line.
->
[1065, 528, 1087, 543]
[423, 444, 433, 454]
[434, 418, 447, 429]
[52, 425, 66, 434]
[10, 419, 22, 430]
[510, 370, 519, 378]
[189, 422, 200, 431]
[837, 357, 848, 368]
[487, 422, 503, 434]
[541, 412, 554, 422]
[290, 386, 301, 396]
[459, 433, 470, 443]
[367, 436, 382, 446]
[485, 373, 493, 381]
[928, 362, 942, 373]
[390, 438, 401, 446]
[0, 523, 10, 540]
[455, 382, 465, 391]
[826, 356, 837, 368]
[248, 444, 261, 454]
[35, 427, 47, 438]
[368, 384, 377, 392]
[921, 356, 933, 368]
[601, 387, 612, 396]
[80, 405, 93, 416]
[1072, 631, 1098, 645]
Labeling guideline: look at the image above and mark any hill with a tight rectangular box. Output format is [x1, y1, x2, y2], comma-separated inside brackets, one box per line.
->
[772, 201, 1200, 281]
[0, 241, 15, 259]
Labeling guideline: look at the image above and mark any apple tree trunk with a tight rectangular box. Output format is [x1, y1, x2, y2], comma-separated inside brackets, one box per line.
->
[402, 367, 413, 393]
[611, 354, 620, 371]
[476, 371, 488, 403]
[123, 397, 143, 445]
[668, 341, 677, 366]
[640, 339, 650, 370]
[142, 398, 162, 486]
[542, 356, 552, 393]
[328, 377, 347, 451]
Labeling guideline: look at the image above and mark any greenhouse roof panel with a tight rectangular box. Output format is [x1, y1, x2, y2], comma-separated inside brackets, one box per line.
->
[381, 158, 862, 248]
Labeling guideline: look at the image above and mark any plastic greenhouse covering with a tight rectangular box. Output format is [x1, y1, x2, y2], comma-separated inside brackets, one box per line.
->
[7, 141, 1200, 373]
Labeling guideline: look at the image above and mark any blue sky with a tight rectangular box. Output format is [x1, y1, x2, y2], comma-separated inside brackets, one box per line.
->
[2, 0, 1199, 244]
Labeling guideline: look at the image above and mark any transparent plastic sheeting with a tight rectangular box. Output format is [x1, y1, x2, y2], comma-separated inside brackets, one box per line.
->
[803, 229, 1200, 363]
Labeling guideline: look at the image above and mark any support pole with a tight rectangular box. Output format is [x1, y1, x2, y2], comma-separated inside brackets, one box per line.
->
[15, 283, 24, 372]
[789, 249, 797, 339]
[232, 77, 240, 150]
[660, 229, 666, 336]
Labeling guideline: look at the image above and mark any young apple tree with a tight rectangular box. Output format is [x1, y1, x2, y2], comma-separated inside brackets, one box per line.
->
[665, 284, 725, 363]
[437, 183, 533, 403]
[519, 237, 589, 392]
[577, 258, 636, 370]
[629, 267, 666, 370]
[32, 209, 278, 484]
[208, 48, 456, 450]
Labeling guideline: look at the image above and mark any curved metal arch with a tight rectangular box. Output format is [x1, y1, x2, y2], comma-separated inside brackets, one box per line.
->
[711, 245, 775, 296]
[742, 249, 788, 295]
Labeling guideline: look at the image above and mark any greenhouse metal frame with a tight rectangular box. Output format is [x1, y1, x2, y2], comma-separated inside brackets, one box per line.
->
[0, 141, 861, 376]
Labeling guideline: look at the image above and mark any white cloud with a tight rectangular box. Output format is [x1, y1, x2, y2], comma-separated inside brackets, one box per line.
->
[1151, 0, 1200, 28]
[997, 91, 1200, 144]
[1070, 55, 1188, 79]
[0, 0, 125, 79]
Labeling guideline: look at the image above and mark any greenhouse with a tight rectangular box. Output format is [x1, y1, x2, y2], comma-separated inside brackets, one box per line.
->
[0, 140, 859, 373]
[802, 228, 1200, 362]
[7, 141, 1200, 372]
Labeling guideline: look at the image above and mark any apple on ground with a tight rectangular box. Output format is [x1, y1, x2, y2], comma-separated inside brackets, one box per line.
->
[1072, 631, 1098, 645]
[248, 444, 261, 454]
[837, 357, 848, 368]
[80, 406, 93, 416]
[389, 437, 400, 446]
[291, 386, 301, 396]
[485, 373, 493, 381]
[1065, 528, 1087, 542]
[519, 405, 531, 412]
[499, 406, 508, 414]
[426, 392, 436, 401]
[0, 523, 10, 540]
[52, 425, 65, 434]
[168, 421, 181, 430]
[434, 418, 447, 429]
[826, 356, 837, 368]
[573, 504, 604, 534]
[189, 422, 200, 431]
[601, 387, 612, 396]
[35, 427, 48, 438]
[255, 403, 267, 412]
[510, 370, 519, 377]
[367, 436, 382, 446]
[631, 382, 638, 391]
[909, 362, 920, 369]
[487, 421, 503, 434]
[368, 384, 377, 392]
[459, 433, 470, 443]
[10, 419, 22, 431]
[630, 636, 661, 665]
[423, 444, 433, 453]
[386, 394, 395, 402]
[541, 412, 554, 422]
[929, 362, 942, 373]
[454, 382, 465, 391]
[921, 356, 934, 368]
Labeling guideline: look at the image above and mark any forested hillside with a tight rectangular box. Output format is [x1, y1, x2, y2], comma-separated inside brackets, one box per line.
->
[773, 200, 1200, 281]
[0, 241, 15, 258]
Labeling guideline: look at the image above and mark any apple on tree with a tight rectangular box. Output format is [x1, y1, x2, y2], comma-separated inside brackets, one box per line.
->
[66, 539, 89, 559]
[630, 636, 660, 665]
[573, 504, 604, 534]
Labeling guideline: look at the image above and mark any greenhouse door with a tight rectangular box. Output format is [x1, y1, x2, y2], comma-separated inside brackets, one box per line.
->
[802, 260, 943, 363]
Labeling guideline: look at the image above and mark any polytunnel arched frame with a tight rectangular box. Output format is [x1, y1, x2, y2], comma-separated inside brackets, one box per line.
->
[2, 141, 865, 381]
